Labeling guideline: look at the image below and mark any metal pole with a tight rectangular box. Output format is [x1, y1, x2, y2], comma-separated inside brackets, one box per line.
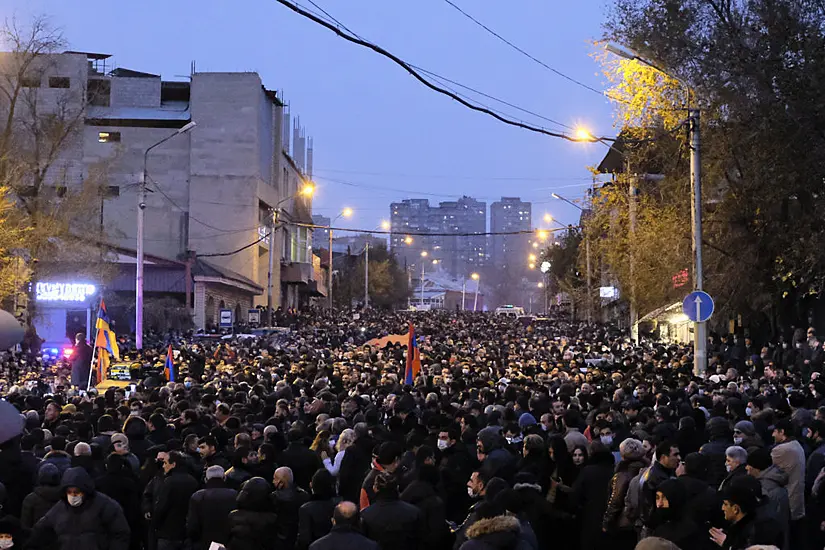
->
[328, 228, 333, 309]
[136, 164, 146, 350]
[364, 242, 369, 309]
[691, 108, 707, 376]
[266, 212, 275, 325]
[585, 235, 592, 324]
[420, 262, 425, 308]
[462, 281, 466, 311]
[628, 164, 638, 342]
[544, 276, 548, 314]
[473, 277, 479, 312]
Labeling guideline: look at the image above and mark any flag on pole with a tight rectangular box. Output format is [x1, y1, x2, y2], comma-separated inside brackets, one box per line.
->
[404, 322, 421, 385]
[164, 344, 175, 382]
[93, 299, 119, 383]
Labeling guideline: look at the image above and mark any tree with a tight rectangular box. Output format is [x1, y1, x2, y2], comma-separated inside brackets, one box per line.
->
[600, 0, 825, 335]
[334, 244, 409, 309]
[0, 16, 113, 313]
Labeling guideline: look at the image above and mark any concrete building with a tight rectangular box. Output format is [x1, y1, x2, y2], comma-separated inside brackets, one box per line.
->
[409, 271, 485, 311]
[490, 197, 532, 271]
[312, 214, 331, 248]
[389, 196, 486, 278]
[3, 50, 319, 332]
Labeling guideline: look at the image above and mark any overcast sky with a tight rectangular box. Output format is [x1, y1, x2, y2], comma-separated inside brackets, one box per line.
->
[2, 0, 616, 233]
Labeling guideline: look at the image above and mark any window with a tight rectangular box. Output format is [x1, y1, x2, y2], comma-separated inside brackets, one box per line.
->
[21, 76, 40, 88]
[49, 77, 70, 89]
[105, 186, 120, 197]
[289, 226, 312, 264]
[87, 79, 111, 107]
[98, 132, 121, 143]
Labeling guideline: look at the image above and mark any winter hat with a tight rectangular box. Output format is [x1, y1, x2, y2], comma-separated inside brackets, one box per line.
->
[518, 413, 537, 429]
[484, 477, 510, 502]
[734, 421, 756, 436]
[0, 400, 24, 445]
[205, 465, 225, 480]
[24, 410, 40, 430]
[110, 433, 129, 447]
[619, 438, 645, 460]
[747, 447, 773, 471]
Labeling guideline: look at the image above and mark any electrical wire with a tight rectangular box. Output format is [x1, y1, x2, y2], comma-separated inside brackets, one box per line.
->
[312, 168, 595, 182]
[197, 227, 275, 258]
[274, 0, 603, 142]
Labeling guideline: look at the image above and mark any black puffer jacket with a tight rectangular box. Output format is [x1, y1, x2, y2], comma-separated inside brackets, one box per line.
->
[227, 477, 279, 550]
[271, 486, 309, 549]
[21, 463, 62, 528]
[152, 467, 199, 541]
[297, 495, 339, 550]
[400, 480, 450, 549]
[29, 467, 130, 550]
[459, 515, 532, 550]
[187, 478, 238, 550]
[603, 458, 648, 532]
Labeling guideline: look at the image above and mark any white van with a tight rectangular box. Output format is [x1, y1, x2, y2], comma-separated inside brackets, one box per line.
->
[494, 305, 525, 318]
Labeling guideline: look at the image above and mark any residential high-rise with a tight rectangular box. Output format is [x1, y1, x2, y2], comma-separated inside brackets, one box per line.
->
[490, 197, 532, 271]
[390, 196, 486, 278]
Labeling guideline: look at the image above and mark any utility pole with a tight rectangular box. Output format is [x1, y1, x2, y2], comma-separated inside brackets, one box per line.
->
[461, 280, 466, 311]
[328, 228, 333, 310]
[364, 242, 369, 309]
[690, 108, 707, 376]
[266, 212, 275, 326]
[628, 163, 638, 342]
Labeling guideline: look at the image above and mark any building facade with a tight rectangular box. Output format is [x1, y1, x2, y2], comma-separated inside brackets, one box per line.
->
[490, 197, 532, 271]
[3, 50, 319, 333]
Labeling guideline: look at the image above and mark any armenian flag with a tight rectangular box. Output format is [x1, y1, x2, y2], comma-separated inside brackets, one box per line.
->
[404, 322, 421, 385]
[93, 299, 119, 383]
[164, 344, 175, 382]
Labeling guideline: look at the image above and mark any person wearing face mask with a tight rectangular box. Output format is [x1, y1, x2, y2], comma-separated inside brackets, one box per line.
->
[648, 479, 702, 549]
[732, 421, 764, 453]
[719, 446, 749, 492]
[28, 466, 129, 550]
[152, 451, 200, 550]
[437, 428, 474, 524]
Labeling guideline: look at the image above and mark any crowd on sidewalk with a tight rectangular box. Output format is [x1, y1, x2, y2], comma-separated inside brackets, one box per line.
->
[0, 309, 823, 550]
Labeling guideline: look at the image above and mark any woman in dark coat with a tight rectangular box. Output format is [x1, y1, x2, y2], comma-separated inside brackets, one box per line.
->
[95, 454, 143, 550]
[571, 442, 615, 550]
[400, 464, 450, 550]
[227, 477, 279, 550]
[297, 469, 340, 550]
[602, 438, 649, 550]
[123, 417, 152, 467]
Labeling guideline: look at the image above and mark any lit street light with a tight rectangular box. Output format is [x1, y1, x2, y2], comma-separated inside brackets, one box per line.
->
[471, 272, 480, 312]
[543, 213, 553, 224]
[381, 220, 390, 230]
[404, 236, 413, 245]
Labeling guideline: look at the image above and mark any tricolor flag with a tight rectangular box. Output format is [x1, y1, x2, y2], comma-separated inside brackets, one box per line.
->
[93, 299, 119, 383]
[404, 322, 421, 385]
[164, 344, 175, 382]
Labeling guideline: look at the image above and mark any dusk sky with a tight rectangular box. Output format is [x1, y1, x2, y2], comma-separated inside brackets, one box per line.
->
[3, 0, 616, 234]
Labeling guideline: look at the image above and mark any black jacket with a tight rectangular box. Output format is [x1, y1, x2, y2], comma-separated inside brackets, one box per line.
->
[458, 515, 532, 550]
[361, 494, 425, 550]
[308, 525, 379, 550]
[721, 512, 784, 550]
[28, 467, 130, 550]
[187, 478, 238, 550]
[603, 458, 647, 532]
[271, 486, 310, 549]
[152, 467, 200, 541]
[0, 441, 37, 519]
[95, 462, 143, 550]
[21, 464, 63, 529]
[678, 475, 717, 526]
[400, 480, 450, 549]
[338, 438, 373, 504]
[570, 453, 614, 550]
[227, 478, 279, 550]
[297, 495, 340, 550]
[718, 463, 748, 492]
[279, 443, 322, 491]
[640, 460, 675, 526]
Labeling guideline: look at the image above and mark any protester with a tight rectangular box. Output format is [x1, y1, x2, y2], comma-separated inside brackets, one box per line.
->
[308, 501, 378, 550]
[186, 465, 237, 550]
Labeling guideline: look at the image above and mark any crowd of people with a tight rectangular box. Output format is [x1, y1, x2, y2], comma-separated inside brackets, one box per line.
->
[0, 309, 824, 550]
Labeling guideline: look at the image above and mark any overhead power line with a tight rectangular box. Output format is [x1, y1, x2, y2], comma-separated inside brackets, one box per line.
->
[274, 0, 603, 142]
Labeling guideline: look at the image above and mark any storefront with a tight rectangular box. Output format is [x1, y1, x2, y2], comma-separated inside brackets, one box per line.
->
[33, 281, 98, 355]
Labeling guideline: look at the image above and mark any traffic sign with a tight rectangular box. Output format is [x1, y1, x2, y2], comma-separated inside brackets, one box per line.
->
[247, 309, 260, 325]
[219, 309, 233, 328]
[683, 291, 714, 323]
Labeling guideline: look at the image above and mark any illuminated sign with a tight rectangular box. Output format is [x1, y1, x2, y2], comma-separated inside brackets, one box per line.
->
[36, 282, 96, 302]
[672, 268, 689, 288]
[599, 286, 619, 299]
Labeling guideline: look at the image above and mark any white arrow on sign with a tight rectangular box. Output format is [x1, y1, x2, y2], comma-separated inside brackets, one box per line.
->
[694, 295, 703, 322]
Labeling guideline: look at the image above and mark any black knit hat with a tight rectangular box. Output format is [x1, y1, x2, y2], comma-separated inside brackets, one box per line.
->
[747, 447, 773, 471]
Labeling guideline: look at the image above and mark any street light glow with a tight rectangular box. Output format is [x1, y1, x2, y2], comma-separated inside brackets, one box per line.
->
[537, 230, 548, 240]
[532, 242, 539, 249]
[421, 251, 428, 258]
[300, 183, 315, 196]
[574, 127, 594, 141]
[404, 236, 413, 245]
[538, 282, 544, 288]
[381, 220, 390, 230]
[543, 213, 553, 223]
[551, 193, 561, 200]
[528, 253, 537, 262]
[528, 263, 536, 270]
[342, 207, 353, 217]
[471, 273, 479, 280]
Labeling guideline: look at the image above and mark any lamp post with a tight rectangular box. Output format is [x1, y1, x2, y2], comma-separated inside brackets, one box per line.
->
[327, 208, 353, 310]
[137, 121, 197, 350]
[605, 42, 705, 375]
[551, 193, 593, 324]
[471, 272, 480, 312]
[267, 183, 314, 325]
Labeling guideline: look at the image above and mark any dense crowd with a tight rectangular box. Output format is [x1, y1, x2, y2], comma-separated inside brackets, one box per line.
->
[0, 309, 824, 550]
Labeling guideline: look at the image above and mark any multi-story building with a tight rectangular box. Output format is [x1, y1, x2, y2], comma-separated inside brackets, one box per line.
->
[389, 196, 486, 278]
[4, 50, 319, 335]
[490, 197, 532, 271]
[312, 215, 331, 248]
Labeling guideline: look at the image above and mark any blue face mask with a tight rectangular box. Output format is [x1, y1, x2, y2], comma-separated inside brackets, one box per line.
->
[745, 406, 752, 417]
[184, 382, 192, 389]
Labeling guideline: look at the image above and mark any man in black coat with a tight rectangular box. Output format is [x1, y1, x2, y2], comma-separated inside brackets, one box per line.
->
[309, 501, 378, 550]
[271, 466, 310, 549]
[361, 472, 424, 550]
[279, 429, 321, 492]
[186, 465, 237, 550]
[70, 333, 93, 390]
[152, 451, 200, 550]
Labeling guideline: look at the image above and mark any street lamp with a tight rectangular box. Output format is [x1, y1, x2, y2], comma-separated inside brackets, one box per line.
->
[471, 272, 480, 312]
[404, 236, 413, 245]
[605, 41, 705, 375]
[418, 252, 436, 309]
[543, 213, 553, 224]
[137, 121, 197, 350]
[327, 207, 353, 309]
[552, 192, 592, 324]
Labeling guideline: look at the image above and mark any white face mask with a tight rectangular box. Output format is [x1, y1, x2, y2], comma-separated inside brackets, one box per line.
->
[725, 464, 733, 473]
[745, 407, 752, 417]
[600, 435, 614, 446]
[0, 538, 13, 549]
[467, 487, 476, 498]
[67, 494, 83, 507]
[437, 439, 449, 450]
[733, 436, 744, 445]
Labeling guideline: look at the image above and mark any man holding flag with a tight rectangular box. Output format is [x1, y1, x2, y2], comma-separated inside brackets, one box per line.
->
[88, 299, 119, 390]
[404, 322, 421, 385]
[164, 344, 176, 383]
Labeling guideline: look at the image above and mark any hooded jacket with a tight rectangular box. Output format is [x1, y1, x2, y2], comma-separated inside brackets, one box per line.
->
[29, 466, 130, 550]
[771, 439, 806, 520]
[21, 463, 62, 528]
[227, 477, 279, 550]
[649, 479, 702, 549]
[459, 515, 532, 550]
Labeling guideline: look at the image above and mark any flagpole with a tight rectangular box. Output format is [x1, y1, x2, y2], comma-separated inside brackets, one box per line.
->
[86, 338, 98, 391]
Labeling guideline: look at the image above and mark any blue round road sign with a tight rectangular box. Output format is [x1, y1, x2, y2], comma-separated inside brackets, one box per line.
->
[683, 291, 714, 323]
